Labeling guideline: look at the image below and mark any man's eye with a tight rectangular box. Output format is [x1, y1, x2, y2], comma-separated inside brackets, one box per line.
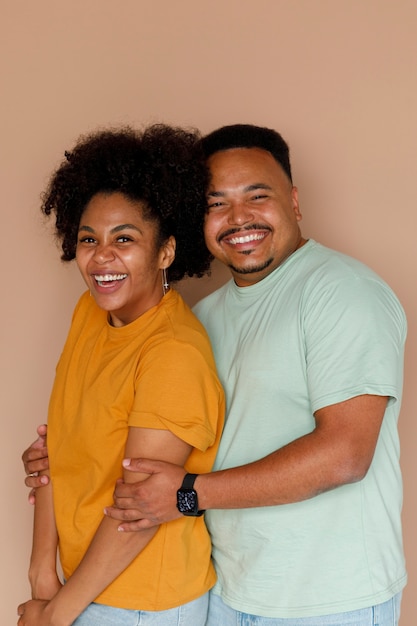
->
[207, 201, 225, 210]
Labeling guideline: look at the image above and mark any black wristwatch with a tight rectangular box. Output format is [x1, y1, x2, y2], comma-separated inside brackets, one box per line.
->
[176, 473, 205, 517]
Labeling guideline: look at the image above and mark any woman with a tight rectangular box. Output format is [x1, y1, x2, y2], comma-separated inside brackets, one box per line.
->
[18, 125, 224, 626]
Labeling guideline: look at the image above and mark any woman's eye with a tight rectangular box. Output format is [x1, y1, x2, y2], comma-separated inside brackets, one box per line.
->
[116, 236, 133, 243]
[79, 237, 96, 244]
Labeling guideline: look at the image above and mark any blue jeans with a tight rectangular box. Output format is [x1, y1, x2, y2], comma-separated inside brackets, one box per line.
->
[206, 591, 402, 626]
[71, 592, 209, 625]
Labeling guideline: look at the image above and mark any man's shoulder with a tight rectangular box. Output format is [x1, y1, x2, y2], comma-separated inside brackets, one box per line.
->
[193, 280, 231, 322]
[303, 241, 389, 285]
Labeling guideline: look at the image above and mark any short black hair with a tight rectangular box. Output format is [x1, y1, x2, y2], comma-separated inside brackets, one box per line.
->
[41, 124, 212, 281]
[202, 123, 292, 182]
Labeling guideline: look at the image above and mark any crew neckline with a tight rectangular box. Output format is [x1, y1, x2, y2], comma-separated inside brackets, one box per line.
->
[228, 239, 315, 299]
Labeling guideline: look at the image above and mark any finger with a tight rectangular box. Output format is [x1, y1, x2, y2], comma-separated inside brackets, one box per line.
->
[36, 424, 47, 437]
[17, 603, 25, 615]
[24, 455, 49, 476]
[121, 458, 159, 473]
[113, 478, 146, 501]
[112, 477, 124, 496]
[25, 474, 49, 489]
[25, 446, 48, 462]
[22, 436, 47, 464]
[117, 518, 159, 532]
[104, 506, 143, 521]
[113, 484, 138, 501]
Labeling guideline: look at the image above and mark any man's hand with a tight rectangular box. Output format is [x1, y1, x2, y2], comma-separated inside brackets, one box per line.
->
[104, 459, 186, 531]
[22, 424, 50, 504]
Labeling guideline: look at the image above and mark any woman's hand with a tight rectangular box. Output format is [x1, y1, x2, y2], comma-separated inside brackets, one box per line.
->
[17, 599, 62, 626]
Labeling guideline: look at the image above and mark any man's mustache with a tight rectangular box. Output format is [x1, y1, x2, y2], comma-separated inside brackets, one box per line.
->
[217, 224, 271, 243]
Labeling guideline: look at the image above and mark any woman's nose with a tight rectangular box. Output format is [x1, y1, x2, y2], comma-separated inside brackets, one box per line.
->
[93, 243, 115, 263]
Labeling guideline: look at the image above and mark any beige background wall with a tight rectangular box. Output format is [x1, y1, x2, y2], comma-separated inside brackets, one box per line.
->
[2, 1, 416, 622]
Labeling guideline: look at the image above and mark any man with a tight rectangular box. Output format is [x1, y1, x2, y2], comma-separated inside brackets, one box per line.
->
[24, 124, 407, 625]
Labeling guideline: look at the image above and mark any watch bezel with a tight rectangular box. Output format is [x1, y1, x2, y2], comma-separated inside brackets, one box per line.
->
[176, 473, 205, 517]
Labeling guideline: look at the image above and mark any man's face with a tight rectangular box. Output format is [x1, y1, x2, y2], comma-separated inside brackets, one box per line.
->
[204, 147, 305, 287]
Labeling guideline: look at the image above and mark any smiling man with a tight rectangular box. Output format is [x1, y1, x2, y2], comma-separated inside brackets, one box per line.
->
[24, 124, 407, 626]
[204, 145, 304, 285]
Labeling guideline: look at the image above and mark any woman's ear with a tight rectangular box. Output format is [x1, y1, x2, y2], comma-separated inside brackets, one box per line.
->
[160, 235, 176, 270]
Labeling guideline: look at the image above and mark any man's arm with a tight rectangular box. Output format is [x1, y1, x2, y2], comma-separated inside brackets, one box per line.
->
[106, 394, 387, 530]
[22, 425, 50, 501]
[198, 394, 387, 507]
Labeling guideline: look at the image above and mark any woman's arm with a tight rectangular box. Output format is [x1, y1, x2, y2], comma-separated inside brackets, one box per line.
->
[20, 427, 192, 626]
[28, 469, 61, 600]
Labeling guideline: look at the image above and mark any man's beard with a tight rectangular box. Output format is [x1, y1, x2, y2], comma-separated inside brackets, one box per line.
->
[228, 255, 273, 275]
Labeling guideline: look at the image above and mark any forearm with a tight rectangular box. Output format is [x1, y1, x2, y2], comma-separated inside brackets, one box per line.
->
[45, 515, 157, 626]
[196, 433, 338, 509]
[197, 395, 386, 510]
[197, 421, 380, 510]
[29, 473, 59, 598]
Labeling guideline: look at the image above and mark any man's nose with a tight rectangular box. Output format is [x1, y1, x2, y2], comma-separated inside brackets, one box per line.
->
[227, 200, 254, 225]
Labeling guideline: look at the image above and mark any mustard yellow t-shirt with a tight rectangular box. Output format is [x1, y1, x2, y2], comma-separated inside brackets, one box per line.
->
[48, 289, 224, 611]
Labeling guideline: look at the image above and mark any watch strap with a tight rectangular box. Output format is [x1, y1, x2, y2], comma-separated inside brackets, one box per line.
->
[181, 473, 199, 490]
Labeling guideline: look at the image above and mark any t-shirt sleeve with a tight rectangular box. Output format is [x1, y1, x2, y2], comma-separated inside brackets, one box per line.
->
[303, 275, 407, 413]
[127, 339, 221, 452]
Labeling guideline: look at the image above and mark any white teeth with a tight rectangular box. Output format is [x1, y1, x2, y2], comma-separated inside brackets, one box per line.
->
[93, 274, 127, 282]
[228, 233, 265, 245]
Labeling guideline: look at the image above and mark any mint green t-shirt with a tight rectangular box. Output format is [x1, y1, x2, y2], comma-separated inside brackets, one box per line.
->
[194, 240, 407, 618]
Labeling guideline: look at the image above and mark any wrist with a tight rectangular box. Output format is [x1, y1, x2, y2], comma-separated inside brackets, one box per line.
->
[176, 473, 205, 516]
[29, 563, 56, 584]
[29, 554, 57, 582]
[193, 473, 210, 510]
[44, 596, 72, 626]
[29, 570, 61, 602]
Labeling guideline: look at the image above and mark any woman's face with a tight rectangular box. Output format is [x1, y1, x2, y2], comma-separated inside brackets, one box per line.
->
[76, 192, 175, 327]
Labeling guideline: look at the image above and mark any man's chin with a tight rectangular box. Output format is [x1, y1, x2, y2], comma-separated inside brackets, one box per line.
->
[229, 257, 273, 276]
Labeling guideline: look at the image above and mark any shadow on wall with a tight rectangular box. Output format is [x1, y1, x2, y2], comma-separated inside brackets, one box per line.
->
[176, 259, 231, 308]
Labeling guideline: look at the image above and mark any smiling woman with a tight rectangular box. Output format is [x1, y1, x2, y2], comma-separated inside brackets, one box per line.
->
[18, 126, 224, 626]
[75, 192, 175, 327]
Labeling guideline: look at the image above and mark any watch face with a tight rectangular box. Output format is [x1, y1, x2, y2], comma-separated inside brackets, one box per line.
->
[177, 488, 198, 514]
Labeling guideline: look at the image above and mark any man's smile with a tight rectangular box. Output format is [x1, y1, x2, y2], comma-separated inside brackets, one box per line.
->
[227, 232, 267, 245]
[218, 225, 271, 245]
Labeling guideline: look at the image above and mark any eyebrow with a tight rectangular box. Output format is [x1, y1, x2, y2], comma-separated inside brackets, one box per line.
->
[207, 183, 273, 197]
[78, 223, 142, 234]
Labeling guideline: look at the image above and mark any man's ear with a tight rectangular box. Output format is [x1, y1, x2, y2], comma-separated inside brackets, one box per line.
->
[292, 187, 302, 222]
